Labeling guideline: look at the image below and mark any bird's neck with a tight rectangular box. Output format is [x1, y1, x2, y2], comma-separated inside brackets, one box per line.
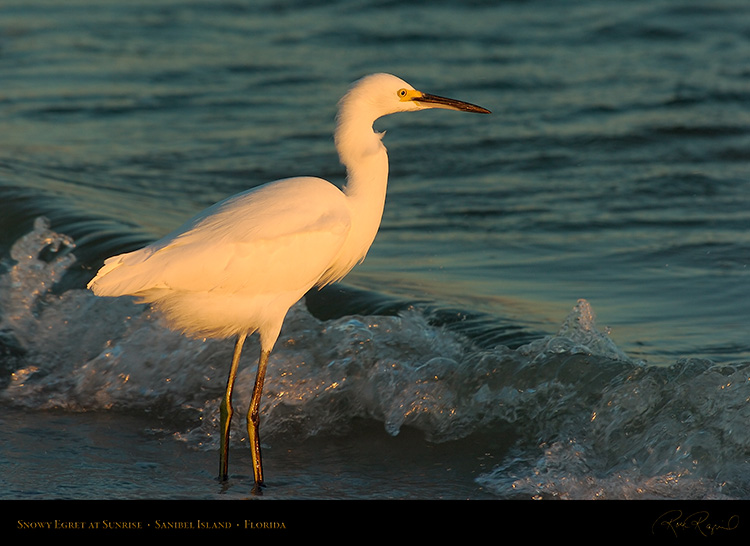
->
[341, 132, 388, 207]
[335, 115, 390, 260]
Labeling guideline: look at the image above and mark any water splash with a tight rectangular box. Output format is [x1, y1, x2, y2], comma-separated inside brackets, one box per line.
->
[0, 218, 632, 445]
[1, 217, 76, 347]
[520, 299, 633, 363]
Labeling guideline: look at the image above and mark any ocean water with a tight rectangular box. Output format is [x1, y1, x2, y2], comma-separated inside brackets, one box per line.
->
[1, 0, 749, 507]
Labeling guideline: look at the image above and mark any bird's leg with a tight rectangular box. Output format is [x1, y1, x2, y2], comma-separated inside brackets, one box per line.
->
[247, 348, 270, 491]
[219, 332, 247, 482]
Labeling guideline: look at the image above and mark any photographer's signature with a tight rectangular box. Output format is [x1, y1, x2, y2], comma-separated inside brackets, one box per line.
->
[652, 510, 739, 538]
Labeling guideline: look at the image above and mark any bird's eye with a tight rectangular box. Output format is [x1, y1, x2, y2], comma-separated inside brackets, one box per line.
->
[397, 88, 408, 98]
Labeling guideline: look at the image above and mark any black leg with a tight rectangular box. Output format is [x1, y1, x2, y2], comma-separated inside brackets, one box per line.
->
[247, 348, 270, 492]
[219, 332, 247, 481]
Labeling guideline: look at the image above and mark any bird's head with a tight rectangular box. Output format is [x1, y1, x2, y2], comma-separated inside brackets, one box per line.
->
[334, 73, 490, 167]
[338, 73, 491, 122]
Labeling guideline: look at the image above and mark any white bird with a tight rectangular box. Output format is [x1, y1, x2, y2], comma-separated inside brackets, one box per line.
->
[87, 73, 490, 493]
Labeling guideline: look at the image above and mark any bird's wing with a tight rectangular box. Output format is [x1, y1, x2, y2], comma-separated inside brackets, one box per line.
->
[88, 177, 352, 298]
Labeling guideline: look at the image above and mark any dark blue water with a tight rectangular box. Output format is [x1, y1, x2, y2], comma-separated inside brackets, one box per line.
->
[1, 0, 749, 503]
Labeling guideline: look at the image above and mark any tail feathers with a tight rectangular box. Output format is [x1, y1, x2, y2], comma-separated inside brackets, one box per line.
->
[87, 249, 161, 298]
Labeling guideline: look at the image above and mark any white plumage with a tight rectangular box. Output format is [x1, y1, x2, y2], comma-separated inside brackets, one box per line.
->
[90, 177, 352, 342]
[88, 73, 490, 493]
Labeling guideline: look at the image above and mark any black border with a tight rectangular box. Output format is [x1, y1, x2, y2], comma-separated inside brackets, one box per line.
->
[3, 500, 749, 540]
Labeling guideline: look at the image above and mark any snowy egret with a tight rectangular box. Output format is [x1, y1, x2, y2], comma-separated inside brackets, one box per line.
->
[87, 73, 490, 493]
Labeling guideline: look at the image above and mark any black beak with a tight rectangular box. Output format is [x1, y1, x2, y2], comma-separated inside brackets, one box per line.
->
[414, 93, 491, 114]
